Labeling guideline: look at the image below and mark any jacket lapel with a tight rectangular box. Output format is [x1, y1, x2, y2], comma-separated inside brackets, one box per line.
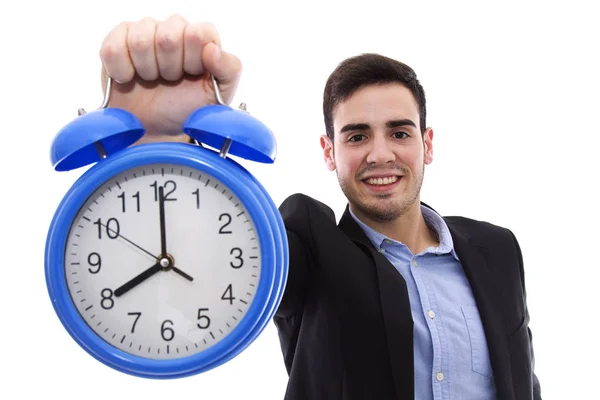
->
[338, 207, 415, 400]
[445, 221, 514, 400]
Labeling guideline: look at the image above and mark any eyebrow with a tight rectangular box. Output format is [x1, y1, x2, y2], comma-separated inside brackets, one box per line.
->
[339, 119, 417, 134]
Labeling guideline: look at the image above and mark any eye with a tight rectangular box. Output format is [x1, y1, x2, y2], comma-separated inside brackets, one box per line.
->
[392, 131, 409, 139]
[348, 134, 366, 142]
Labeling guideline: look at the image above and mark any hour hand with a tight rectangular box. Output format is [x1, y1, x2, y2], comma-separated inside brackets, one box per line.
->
[114, 262, 161, 297]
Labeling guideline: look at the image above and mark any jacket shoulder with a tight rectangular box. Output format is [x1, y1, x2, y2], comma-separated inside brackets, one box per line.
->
[279, 193, 337, 230]
[443, 215, 515, 246]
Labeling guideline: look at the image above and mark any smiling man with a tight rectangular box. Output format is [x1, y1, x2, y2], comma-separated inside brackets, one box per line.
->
[97, 15, 541, 400]
[275, 53, 542, 400]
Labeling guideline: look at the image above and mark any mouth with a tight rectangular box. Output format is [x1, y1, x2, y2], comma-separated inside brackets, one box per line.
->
[361, 175, 403, 192]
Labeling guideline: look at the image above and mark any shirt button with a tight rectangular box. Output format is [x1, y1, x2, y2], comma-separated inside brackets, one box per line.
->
[428, 310, 436, 319]
[411, 259, 418, 267]
[379, 248, 385, 253]
[436, 372, 444, 381]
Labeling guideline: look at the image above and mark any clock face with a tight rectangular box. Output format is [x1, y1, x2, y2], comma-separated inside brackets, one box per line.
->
[64, 163, 262, 360]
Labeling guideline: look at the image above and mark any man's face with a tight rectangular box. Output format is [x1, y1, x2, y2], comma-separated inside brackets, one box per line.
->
[320, 83, 433, 222]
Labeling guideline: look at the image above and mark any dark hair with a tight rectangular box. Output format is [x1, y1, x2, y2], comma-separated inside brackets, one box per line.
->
[323, 53, 427, 140]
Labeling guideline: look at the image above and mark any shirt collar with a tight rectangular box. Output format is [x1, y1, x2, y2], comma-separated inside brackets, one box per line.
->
[348, 204, 459, 260]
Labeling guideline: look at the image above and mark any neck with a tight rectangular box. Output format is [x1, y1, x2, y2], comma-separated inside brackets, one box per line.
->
[351, 201, 439, 255]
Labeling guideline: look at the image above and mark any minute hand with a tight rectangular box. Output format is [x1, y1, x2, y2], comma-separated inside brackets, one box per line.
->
[159, 186, 167, 257]
[158, 186, 193, 282]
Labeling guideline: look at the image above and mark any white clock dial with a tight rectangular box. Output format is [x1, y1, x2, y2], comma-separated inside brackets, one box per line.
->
[64, 163, 261, 360]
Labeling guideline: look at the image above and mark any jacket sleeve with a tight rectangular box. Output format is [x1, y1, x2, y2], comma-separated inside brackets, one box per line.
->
[275, 229, 313, 318]
[274, 194, 330, 374]
[274, 193, 336, 317]
[508, 229, 542, 400]
[274, 194, 319, 318]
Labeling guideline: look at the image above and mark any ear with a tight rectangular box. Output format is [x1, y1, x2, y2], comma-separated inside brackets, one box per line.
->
[320, 135, 336, 171]
[423, 127, 434, 165]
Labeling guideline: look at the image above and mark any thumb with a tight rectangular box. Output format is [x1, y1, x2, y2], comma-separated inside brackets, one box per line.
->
[203, 42, 242, 103]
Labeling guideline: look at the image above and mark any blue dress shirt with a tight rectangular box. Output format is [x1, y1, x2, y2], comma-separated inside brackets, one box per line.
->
[350, 205, 496, 400]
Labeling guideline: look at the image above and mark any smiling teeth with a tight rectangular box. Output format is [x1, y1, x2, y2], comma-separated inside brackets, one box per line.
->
[366, 176, 399, 185]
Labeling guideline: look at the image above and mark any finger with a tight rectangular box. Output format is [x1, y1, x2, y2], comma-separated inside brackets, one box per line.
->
[99, 21, 135, 83]
[203, 42, 242, 89]
[127, 17, 159, 81]
[155, 14, 187, 81]
[183, 22, 222, 76]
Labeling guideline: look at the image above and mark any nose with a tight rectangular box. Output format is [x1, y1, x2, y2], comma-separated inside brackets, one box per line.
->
[365, 134, 395, 165]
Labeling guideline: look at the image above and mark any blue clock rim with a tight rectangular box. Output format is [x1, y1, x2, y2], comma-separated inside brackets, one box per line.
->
[45, 142, 286, 378]
[198, 162, 290, 371]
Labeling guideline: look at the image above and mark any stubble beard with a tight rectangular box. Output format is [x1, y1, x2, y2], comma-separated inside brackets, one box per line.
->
[338, 163, 425, 222]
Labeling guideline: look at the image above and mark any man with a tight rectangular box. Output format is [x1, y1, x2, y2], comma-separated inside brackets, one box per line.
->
[99, 15, 541, 400]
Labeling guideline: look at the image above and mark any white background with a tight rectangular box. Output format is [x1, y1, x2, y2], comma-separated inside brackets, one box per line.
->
[1, 1, 598, 399]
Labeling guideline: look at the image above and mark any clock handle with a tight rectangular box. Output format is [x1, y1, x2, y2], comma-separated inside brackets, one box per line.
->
[93, 72, 231, 110]
[73, 72, 117, 159]
[211, 75, 226, 106]
[210, 74, 247, 112]
[205, 74, 250, 158]
[94, 73, 237, 158]
[76, 71, 114, 117]
[99, 73, 113, 109]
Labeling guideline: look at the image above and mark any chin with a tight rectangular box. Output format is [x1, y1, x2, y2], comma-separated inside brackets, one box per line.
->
[340, 177, 417, 220]
[352, 195, 406, 221]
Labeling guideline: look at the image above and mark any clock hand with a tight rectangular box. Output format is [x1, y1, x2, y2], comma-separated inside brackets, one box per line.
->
[172, 266, 193, 281]
[114, 257, 193, 297]
[114, 261, 162, 297]
[158, 187, 193, 282]
[159, 186, 167, 257]
[99, 221, 193, 281]
[99, 222, 157, 260]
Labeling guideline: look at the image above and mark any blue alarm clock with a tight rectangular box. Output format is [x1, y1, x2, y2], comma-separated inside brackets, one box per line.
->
[45, 75, 289, 378]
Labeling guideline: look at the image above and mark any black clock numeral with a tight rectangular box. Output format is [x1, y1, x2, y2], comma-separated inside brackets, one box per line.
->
[192, 188, 200, 209]
[197, 308, 211, 329]
[87, 252, 101, 274]
[230, 247, 244, 269]
[128, 312, 142, 333]
[161, 320, 175, 341]
[93, 217, 120, 239]
[150, 180, 177, 201]
[219, 213, 232, 234]
[118, 191, 140, 213]
[221, 284, 236, 305]
[100, 288, 114, 310]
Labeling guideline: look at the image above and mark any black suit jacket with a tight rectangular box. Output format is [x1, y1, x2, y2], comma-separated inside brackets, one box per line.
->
[274, 193, 541, 400]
